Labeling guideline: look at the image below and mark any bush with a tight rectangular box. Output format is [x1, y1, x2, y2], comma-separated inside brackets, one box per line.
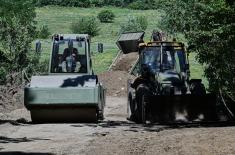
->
[97, 10, 115, 23]
[37, 25, 50, 39]
[70, 16, 100, 37]
[120, 16, 148, 33]
[136, 16, 148, 30]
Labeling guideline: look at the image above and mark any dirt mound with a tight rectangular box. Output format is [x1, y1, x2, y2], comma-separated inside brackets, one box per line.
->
[0, 73, 24, 114]
[0, 86, 23, 113]
[111, 52, 138, 72]
[98, 53, 138, 96]
[98, 71, 134, 96]
[99, 52, 137, 96]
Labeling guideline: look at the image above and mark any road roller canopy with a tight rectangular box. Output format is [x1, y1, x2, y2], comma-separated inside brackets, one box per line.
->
[50, 34, 91, 74]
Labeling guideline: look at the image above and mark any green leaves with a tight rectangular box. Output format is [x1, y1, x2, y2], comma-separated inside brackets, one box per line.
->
[0, 0, 37, 73]
[98, 10, 115, 23]
[160, 0, 235, 97]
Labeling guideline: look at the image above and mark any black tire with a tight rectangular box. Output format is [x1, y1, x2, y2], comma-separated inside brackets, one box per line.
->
[141, 95, 147, 124]
[190, 82, 206, 95]
[127, 94, 135, 121]
[135, 84, 150, 124]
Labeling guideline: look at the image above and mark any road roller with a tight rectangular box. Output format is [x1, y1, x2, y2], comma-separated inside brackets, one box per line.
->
[24, 34, 105, 123]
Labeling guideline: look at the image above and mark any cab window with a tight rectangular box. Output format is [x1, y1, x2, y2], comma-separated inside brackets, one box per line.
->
[50, 40, 87, 73]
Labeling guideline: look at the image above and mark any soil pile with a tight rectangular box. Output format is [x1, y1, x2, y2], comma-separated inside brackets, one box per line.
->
[111, 52, 138, 72]
[98, 52, 138, 96]
[98, 71, 133, 96]
[0, 73, 24, 114]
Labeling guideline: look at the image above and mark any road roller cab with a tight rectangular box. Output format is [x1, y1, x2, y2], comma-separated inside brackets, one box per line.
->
[24, 34, 106, 123]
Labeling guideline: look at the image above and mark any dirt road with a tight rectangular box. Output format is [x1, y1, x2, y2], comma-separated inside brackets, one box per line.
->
[1, 96, 235, 155]
[1, 53, 235, 154]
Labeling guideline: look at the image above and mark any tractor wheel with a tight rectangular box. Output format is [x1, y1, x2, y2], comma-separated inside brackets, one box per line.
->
[135, 84, 150, 124]
[141, 95, 147, 124]
[127, 94, 135, 121]
[190, 82, 206, 95]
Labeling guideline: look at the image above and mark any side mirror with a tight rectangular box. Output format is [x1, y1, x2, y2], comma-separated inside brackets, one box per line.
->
[35, 40, 41, 54]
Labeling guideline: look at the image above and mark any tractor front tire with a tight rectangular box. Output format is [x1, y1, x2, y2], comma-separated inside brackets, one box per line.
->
[135, 84, 150, 124]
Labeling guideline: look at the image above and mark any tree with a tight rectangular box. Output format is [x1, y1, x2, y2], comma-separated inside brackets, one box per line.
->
[159, 0, 235, 100]
[0, 0, 37, 72]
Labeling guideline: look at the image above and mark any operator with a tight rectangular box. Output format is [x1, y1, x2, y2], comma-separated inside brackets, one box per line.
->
[62, 48, 81, 72]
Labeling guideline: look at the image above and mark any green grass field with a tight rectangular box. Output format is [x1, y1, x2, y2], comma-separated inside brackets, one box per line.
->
[35, 6, 208, 87]
[36, 6, 163, 72]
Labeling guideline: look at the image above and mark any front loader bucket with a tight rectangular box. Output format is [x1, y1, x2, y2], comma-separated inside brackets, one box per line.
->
[116, 32, 145, 54]
[148, 93, 218, 123]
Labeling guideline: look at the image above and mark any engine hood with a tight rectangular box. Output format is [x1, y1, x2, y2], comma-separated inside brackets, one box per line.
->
[30, 75, 97, 88]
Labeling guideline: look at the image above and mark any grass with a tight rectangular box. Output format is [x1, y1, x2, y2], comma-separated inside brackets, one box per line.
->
[35, 6, 163, 73]
[35, 6, 207, 87]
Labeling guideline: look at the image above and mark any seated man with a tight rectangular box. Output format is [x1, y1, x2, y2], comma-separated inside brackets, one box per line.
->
[61, 48, 81, 72]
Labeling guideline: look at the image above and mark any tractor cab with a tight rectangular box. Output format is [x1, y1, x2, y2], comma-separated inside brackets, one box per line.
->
[139, 42, 188, 75]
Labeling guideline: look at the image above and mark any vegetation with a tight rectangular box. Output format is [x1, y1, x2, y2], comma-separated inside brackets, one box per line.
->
[70, 16, 100, 37]
[158, 0, 235, 99]
[128, 0, 156, 10]
[34, 0, 156, 9]
[37, 25, 50, 39]
[0, 2, 208, 86]
[35, 7, 163, 73]
[0, 0, 39, 83]
[120, 15, 148, 33]
[98, 10, 115, 23]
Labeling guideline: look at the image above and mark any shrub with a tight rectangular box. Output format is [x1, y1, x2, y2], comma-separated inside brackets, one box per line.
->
[97, 10, 115, 23]
[70, 16, 100, 37]
[120, 16, 148, 33]
[136, 16, 148, 30]
[0, 0, 37, 71]
[37, 25, 50, 39]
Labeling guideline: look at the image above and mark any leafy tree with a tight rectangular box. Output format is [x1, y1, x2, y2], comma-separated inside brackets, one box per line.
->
[159, 0, 235, 100]
[0, 0, 37, 73]
[98, 10, 115, 23]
